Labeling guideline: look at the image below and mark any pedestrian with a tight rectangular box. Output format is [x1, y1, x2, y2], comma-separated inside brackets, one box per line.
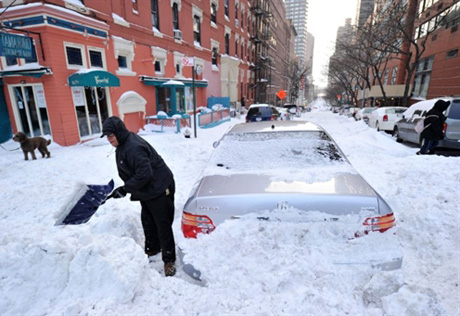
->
[101, 116, 177, 276]
[241, 97, 246, 109]
[417, 99, 451, 155]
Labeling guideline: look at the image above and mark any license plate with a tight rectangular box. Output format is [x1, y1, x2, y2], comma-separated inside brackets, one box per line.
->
[256, 117, 262, 121]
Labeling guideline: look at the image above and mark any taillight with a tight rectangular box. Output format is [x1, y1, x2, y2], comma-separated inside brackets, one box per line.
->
[182, 212, 215, 238]
[270, 115, 276, 121]
[355, 212, 395, 237]
[443, 122, 447, 133]
[383, 114, 388, 121]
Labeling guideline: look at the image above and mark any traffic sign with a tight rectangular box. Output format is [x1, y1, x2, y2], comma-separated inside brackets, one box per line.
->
[277, 89, 287, 99]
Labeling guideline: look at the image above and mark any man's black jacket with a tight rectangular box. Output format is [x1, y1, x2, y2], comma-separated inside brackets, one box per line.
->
[103, 116, 174, 201]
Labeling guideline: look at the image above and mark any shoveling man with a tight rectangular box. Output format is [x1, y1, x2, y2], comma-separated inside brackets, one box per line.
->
[101, 116, 176, 277]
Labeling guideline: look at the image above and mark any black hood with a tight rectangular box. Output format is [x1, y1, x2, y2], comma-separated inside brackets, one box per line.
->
[433, 100, 450, 112]
[101, 116, 130, 144]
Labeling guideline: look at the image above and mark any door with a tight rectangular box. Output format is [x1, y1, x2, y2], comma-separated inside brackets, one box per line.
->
[11, 84, 50, 137]
[75, 87, 109, 137]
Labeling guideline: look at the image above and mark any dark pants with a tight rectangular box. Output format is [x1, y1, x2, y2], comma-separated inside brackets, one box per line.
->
[420, 139, 439, 154]
[140, 181, 176, 263]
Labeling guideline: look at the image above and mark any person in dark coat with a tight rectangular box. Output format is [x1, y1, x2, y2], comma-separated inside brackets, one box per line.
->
[101, 116, 176, 276]
[418, 99, 451, 155]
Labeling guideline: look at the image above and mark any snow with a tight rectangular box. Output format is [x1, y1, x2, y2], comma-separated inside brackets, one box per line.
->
[162, 80, 184, 86]
[1, 99, 459, 315]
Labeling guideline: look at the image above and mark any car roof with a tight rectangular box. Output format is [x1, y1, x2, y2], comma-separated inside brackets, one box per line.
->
[248, 103, 271, 108]
[403, 98, 446, 117]
[227, 120, 323, 134]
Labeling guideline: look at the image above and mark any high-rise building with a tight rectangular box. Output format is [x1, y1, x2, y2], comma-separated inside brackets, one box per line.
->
[284, 0, 309, 67]
[355, 0, 375, 28]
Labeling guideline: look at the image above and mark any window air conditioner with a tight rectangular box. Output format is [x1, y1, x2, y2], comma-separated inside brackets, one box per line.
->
[174, 29, 182, 40]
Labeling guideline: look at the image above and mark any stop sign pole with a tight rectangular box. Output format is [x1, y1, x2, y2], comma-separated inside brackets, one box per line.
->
[183, 57, 197, 138]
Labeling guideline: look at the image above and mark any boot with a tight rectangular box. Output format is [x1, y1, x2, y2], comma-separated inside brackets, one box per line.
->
[164, 262, 176, 277]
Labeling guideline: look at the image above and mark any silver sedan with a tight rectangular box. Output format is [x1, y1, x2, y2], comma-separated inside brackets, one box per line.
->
[181, 121, 402, 270]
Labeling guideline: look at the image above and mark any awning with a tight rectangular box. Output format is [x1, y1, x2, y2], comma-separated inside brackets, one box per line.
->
[0, 67, 52, 78]
[68, 70, 120, 87]
[140, 76, 208, 87]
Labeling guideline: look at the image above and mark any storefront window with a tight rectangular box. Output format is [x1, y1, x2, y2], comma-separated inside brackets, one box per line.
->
[12, 85, 50, 137]
[176, 88, 185, 113]
[157, 87, 172, 114]
[74, 87, 109, 137]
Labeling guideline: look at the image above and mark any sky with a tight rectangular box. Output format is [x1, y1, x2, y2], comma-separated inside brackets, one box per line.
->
[0, 99, 459, 315]
[308, 0, 358, 88]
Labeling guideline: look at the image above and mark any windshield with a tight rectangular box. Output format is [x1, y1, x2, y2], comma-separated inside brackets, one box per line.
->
[210, 131, 348, 174]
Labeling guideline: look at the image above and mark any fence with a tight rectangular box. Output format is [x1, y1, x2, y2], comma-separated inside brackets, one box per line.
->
[198, 109, 230, 128]
[146, 114, 191, 133]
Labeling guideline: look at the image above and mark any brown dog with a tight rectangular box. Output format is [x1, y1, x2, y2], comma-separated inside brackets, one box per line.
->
[12, 132, 51, 161]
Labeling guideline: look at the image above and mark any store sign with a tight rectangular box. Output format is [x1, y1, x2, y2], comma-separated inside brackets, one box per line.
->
[71, 87, 85, 106]
[34, 86, 47, 109]
[0, 33, 34, 59]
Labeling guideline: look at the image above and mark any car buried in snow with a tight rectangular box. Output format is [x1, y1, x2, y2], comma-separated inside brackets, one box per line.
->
[181, 121, 402, 271]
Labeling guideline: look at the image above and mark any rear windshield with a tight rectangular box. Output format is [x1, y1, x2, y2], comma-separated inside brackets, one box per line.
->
[447, 100, 460, 119]
[247, 107, 272, 117]
[211, 131, 348, 173]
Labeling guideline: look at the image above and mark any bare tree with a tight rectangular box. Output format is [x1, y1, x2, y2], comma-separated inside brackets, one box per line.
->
[288, 61, 309, 103]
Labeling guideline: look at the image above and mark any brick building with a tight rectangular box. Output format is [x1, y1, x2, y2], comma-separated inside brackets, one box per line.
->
[0, 0, 295, 146]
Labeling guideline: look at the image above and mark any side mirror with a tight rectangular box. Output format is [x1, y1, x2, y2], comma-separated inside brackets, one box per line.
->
[289, 108, 296, 114]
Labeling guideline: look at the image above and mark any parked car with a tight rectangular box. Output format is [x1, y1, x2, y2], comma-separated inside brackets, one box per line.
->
[394, 97, 460, 150]
[276, 106, 292, 121]
[347, 107, 360, 119]
[283, 103, 301, 117]
[355, 107, 377, 123]
[181, 120, 402, 270]
[368, 107, 407, 132]
[245, 104, 280, 122]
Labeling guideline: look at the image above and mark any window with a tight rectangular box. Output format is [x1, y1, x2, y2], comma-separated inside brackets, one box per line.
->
[113, 36, 135, 75]
[224, 0, 229, 17]
[225, 34, 230, 54]
[132, 0, 138, 12]
[383, 69, 389, 84]
[212, 48, 218, 66]
[89, 50, 103, 68]
[241, 42, 244, 60]
[413, 57, 433, 98]
[446, 49, 458, 59]
[6, 55, 17, 66]
[151, 0, 159, 30]
[211, 3, 217, 24]
[235, 39, 238, 57]
[193, 15, 201, 44]
[66, 46, 83, 66]
[174, 52, 184, 77]
[155, 61, 161, 72]
[391, 67, 398, 85]
[241, 8, 244, 28]
[153, 46, 167, 74]
[25, 42, 38, 64]
[118, 56, 127, 68]
[247, 14, 250, 32]
[172, 3, 179, 30]
[235, 3, 239, 23]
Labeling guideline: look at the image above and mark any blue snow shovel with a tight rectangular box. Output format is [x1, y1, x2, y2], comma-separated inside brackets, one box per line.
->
[56, 179, 114, 225]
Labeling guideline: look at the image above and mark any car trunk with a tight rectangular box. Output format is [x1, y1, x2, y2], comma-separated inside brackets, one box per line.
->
[186, 173, 383, 227]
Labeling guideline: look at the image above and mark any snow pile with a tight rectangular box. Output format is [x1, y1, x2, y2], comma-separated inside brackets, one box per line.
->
[0, 99, 458, 315]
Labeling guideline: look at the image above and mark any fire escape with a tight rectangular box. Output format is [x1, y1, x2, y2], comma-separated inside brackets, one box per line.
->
[250, 0, 272, 103]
